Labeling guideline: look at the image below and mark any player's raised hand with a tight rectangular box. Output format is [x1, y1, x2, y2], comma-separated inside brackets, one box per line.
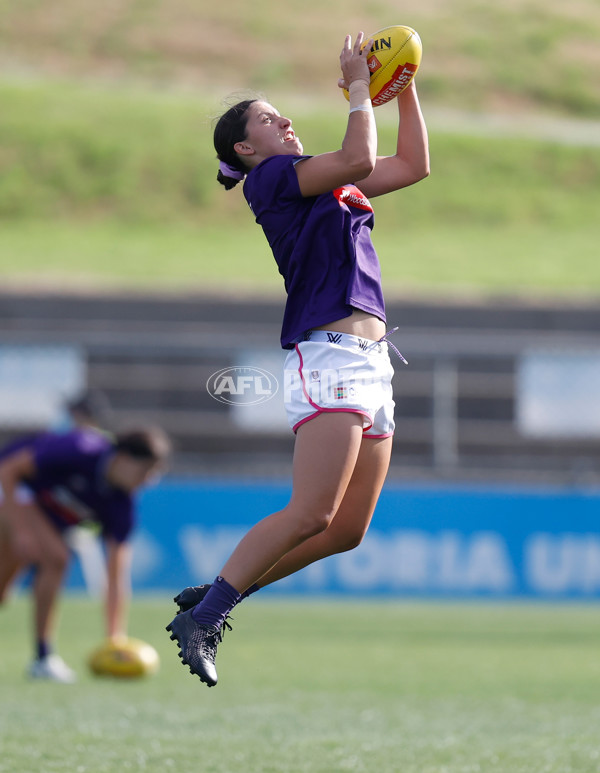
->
[338, 32, 373, 91]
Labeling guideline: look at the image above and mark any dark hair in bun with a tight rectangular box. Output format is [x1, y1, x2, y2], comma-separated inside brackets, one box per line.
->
[213, 99, 256, 189]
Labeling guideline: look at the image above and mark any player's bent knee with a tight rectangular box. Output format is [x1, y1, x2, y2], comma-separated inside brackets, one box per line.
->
[294, 510, 336, 542]
[39, 547, 70, 573]
[337, 532, 365, 553]
[329, 527, 368, 554]
[50, 553, 70, 573]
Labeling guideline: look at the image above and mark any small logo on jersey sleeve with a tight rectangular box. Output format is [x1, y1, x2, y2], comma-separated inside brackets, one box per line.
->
[333, 185, 373, 212]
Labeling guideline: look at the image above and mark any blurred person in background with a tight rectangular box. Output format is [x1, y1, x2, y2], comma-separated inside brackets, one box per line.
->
[0, 425, 170, 683]
[53, 388, 114, 435]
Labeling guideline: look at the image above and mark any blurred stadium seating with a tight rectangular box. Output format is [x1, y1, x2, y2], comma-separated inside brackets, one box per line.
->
[0, 291, 598, 485]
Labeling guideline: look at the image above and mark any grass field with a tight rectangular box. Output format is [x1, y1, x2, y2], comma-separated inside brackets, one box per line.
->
[2, 597, 600, 772]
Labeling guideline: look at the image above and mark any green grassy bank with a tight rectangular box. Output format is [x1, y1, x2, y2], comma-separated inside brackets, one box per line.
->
[1, 79, 598, 297]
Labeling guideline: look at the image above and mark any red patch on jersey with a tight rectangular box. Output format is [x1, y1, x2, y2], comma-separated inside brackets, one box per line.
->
[38, 490, 80, 525]
[333, 185, 373, 212]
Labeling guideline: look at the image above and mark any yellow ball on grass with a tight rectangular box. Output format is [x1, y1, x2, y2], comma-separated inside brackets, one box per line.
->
[88, 637, 160, 679]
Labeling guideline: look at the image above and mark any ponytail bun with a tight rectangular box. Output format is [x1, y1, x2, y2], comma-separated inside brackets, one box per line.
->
[217, 168, 243, 190]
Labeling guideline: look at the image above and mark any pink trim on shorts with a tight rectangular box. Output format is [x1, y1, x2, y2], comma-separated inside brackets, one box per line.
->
[292, 408, 373, 434]
[292, 344, 374, 434]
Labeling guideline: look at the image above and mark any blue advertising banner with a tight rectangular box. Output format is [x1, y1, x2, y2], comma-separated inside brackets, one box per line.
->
[67, 480, 600, 599]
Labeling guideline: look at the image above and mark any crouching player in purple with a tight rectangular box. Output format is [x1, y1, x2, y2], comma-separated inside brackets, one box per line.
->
[0, 426, 170, 682]
[166, 31, 430, 686]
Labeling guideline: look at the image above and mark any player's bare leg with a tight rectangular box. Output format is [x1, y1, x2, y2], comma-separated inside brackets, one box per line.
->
[167, 412, 365, 685]
[220, 411, 365, 591]
[12, 504, 74, 681]
[174, 434, 392, 610]
[0, 513, 24, 604]
[256, 434, 392, 587]
[29, 515, 69, 643]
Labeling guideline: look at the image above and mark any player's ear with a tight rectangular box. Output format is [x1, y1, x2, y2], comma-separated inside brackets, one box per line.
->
[234, 140, 255, 157]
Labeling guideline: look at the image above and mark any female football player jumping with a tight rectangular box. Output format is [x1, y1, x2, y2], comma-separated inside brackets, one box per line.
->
[167, 31, 430, 686]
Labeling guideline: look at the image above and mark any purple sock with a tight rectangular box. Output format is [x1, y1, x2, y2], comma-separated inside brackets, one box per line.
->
[191, 576, 241, 629]
[37, 640, 50, 660]
[241, 583, 260, 600]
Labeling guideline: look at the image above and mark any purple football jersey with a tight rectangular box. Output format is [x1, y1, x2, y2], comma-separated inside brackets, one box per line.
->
[243, 155, 386, 348]
[4, 430, 134, 543]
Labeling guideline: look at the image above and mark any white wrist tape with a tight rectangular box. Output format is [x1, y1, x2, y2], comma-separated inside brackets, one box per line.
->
[349, 104, 373, 114]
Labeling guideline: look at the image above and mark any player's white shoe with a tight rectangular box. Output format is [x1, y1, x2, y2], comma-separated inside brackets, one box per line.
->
[28, 654, 77, 683]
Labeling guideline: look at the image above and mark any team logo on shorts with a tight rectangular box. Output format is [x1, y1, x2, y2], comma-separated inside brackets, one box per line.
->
[334, 386, 347, 400]
[310, 370, 320, 382]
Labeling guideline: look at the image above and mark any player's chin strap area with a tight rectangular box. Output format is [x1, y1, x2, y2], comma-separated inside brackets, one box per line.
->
[368, 326, 408, 365]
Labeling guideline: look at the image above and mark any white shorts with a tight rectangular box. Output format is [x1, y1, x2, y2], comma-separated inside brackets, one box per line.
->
[283, 330, 396, 437]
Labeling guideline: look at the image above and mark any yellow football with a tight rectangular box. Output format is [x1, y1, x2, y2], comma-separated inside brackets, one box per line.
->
[88, 637, 160, 679]
[343, 25, 422, 106]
